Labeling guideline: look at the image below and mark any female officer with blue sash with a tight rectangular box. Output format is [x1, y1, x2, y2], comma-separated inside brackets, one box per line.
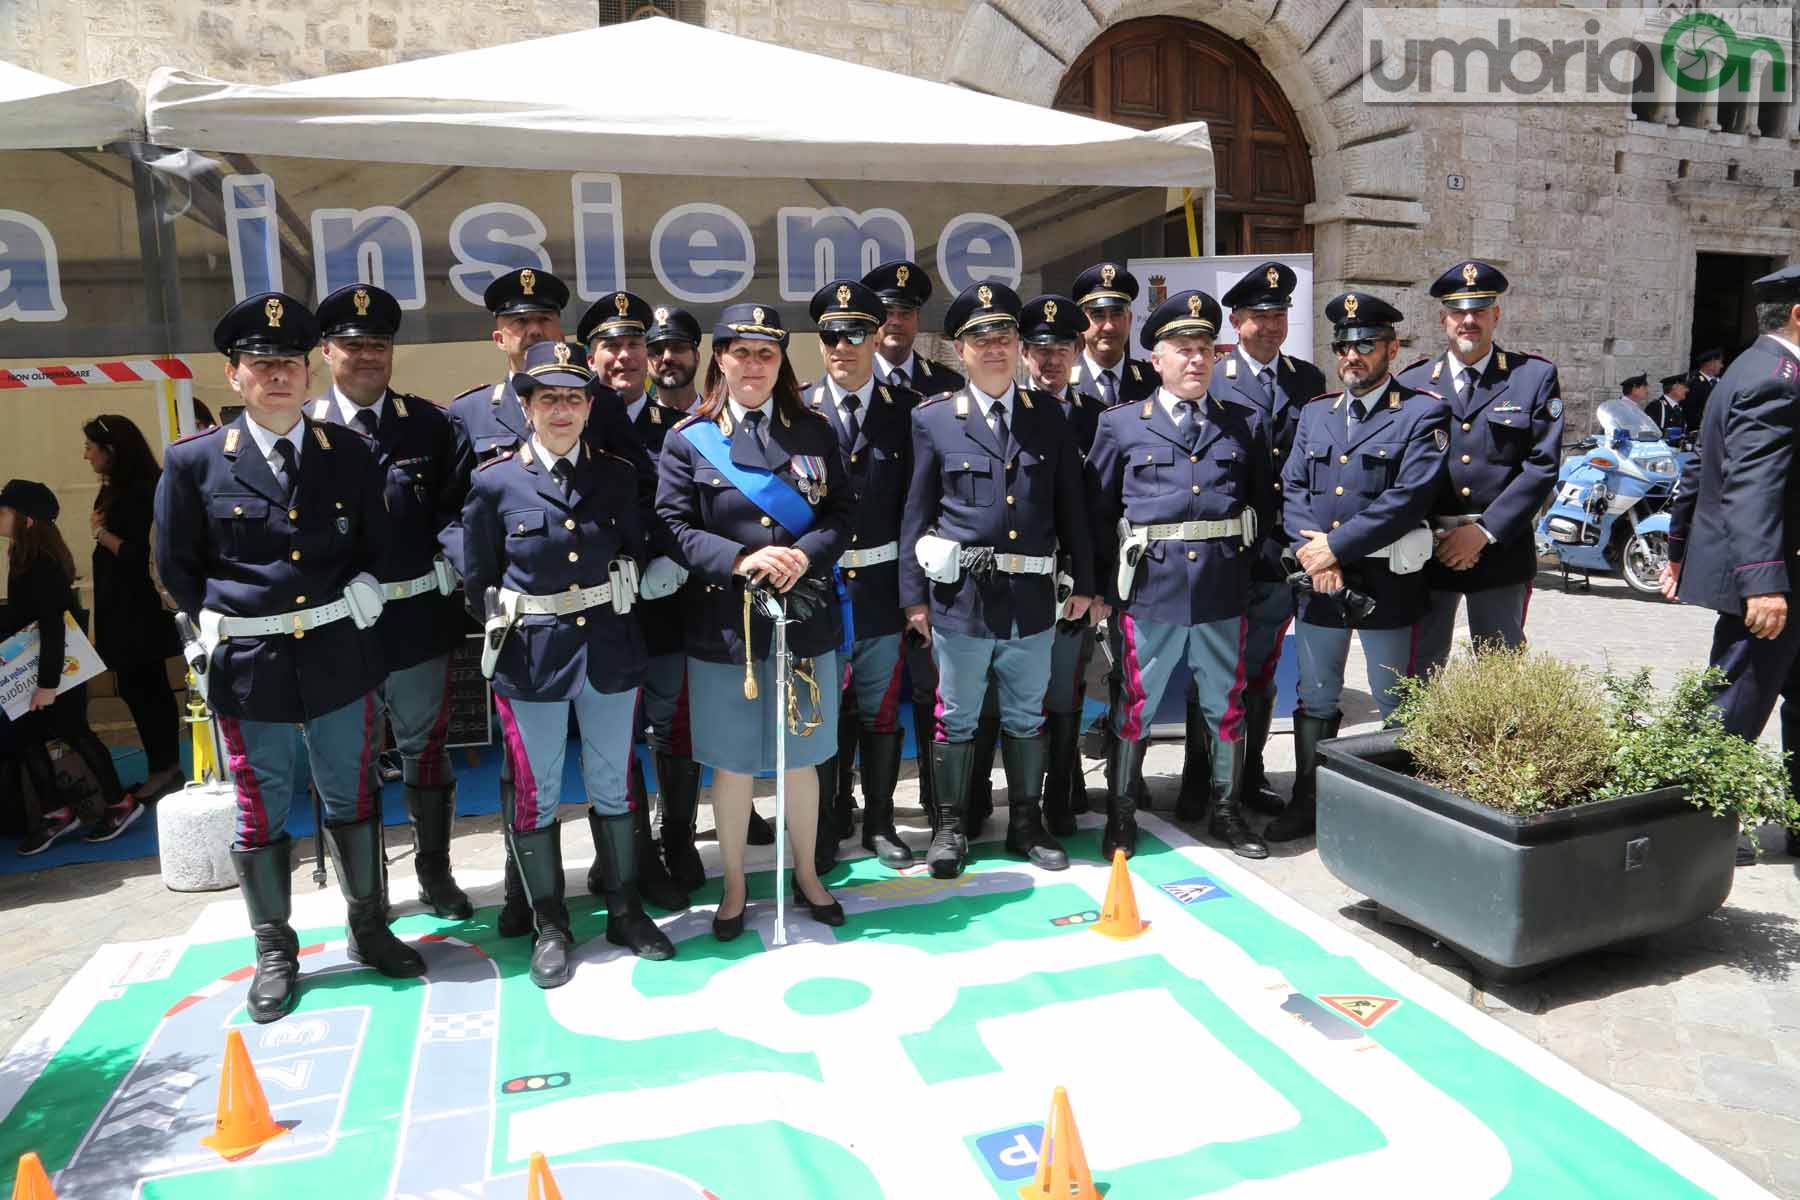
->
[656, 303, 855, 941]
[462, 340, 671, 989]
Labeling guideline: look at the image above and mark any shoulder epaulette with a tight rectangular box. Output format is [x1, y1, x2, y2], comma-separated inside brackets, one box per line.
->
[1309, 391, 1340, 404]
[1399, 356, 1430, 374]
[916, 392, 954, 409]
[448, 384, 487, 405]
[477, 450, 516, 470]
[1414, 387, 1446, 401]
[792, 404, 828, 422]
[671, 413, 705, 433]
[172, 425, 224, 446]
[1522, 351, 1554, 364]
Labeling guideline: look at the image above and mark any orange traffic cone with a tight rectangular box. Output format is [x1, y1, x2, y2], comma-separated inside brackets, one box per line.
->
[201, 1029, 290, 1161]
[1019, 1086, 1098, 1200]
[11, 1152, 58, 1199]
[1094, 848, 1147, 940]
[527, 1152, 564, 1200]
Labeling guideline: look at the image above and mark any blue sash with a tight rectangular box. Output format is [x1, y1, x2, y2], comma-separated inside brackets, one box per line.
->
[683, 419, 854, 651]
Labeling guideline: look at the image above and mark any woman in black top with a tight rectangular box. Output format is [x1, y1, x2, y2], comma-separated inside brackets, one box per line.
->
[83, 416, 184, 804]
[1, 480, 134, 854]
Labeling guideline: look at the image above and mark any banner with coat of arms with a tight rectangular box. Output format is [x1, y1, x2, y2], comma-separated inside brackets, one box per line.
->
[1129, 254, 1315, 362]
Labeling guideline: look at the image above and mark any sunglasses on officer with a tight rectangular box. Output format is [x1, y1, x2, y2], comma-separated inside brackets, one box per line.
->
[1331, 336, 1392, 357]
[818, 331, 868, 348]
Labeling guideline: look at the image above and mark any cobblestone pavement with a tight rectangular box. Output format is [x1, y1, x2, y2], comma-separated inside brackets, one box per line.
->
[2, 569, 1796, 1195]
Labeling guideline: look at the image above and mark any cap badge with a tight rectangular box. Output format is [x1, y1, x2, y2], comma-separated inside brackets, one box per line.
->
[895, 265, 910, 288]
[553, 342, 571, 365]
[1462, 262, 1479, 287]
[1343, 295, 1360, 320]
[752, 306, 766, 324]
[614, 293, 630, 316]
[836, 284, 851, 308]
[520, 269, 536, 297]
[352, 288, 370, 316]
[1187, 293, 1203, 317]
[1044, 299, 1058, 323]
[1100, 264, 1116, 288]
[654, 307, 669, 322]
[264, 297, 284, 329]
[1265, 265, 1280, 288]
[977, 285, 993, 308]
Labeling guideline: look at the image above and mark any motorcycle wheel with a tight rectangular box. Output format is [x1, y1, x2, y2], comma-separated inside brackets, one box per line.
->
[1620, 531, 1668, 595]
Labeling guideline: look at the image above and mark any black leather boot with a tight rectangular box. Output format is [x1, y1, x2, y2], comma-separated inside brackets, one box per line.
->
[497, 759, 532, 938]
[405, 784, 473, 919]
[834, 708, 859, 839]
[1175, 702, 1212, 822]
[1001, 734, 1068, 870]
[1239, 691, 1285, 816]
[815, 758, 840, 876]
[599, 795, 689, 911]
[1264, 712, 1339, 843]
[232, 838, 300, 1024]
[964, 716, 1000, 837]
[656, 752, 706, 891]
[1101, 736, 1147, 861]
[514, 823, 573, 989]
[1206, 734, 1267, 859]
[325, 816, 427, 978]
[858, 729, 913, 870]
[911, 700, 939, 827]
[927, 740, 973, 879]
[1042, 713, 1081, 838]
[592, 811, 676, 960]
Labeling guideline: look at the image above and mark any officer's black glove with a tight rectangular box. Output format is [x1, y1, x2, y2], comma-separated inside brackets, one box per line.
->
[747, 574, 832, 623]
[959, 545, 997, 581]
[1283, 553, 1378, 626]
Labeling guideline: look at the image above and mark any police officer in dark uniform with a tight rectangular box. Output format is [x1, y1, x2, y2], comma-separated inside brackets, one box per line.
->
[1274, 292, 1450, 843]
[1088, 289, 1274, 859]
[864, 259, 967, 397]
[462, 339, 671, 988]
[1212, 262, 1326, 822]
[1686, 348, 1724, 435]
[578, 290, 694, 912]
[1647, 374, 1689, 437]
[1395, 261, 1562, 677]
[646, 305, 704, 413]
[310, 283, 472, 920]
[1020, 293, 1101, 833]
[1069, 262, 1157, 408]
[900, 281, 1097, 878]
[804, 279, 919, 873]
[1667, 265, 1800, 861]
[155, 293, 423, 1023]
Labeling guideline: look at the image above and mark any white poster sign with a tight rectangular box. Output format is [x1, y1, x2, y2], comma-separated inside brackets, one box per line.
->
[0, 613, 107, 721]
[1127, 254, 1314, 359]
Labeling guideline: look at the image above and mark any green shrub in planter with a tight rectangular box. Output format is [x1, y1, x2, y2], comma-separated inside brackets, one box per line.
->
[1389, 649, 1798, 848]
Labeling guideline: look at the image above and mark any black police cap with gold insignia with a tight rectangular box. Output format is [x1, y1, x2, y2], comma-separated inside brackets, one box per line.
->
[512, 340, 594, 395]
[1140, 289, 1222, 350]
[317, 283, 401, 340]
[1692, 346, 1724, 367]
[646, 305, 701, 346]
[1620, 373, 1648, 394]
[213, 292, 319, 356]
[862, 260, 932, 309]
[1430, 259, 1509, 311]
[944, 281, 1022, 340]
[1660, 373, 1687, 390]
[1325, 291, 1404, 342]
[1019, 293, 1087, 345]
[1752, 263, 1800, 304]
[482, 266, 569, 317]
[577, 290, 654, 345]
[714, 302, 789, 348]
[1073, 261, 1138, 310]
[810, 279, 885, 333]
[1221, 261, 1298, 312]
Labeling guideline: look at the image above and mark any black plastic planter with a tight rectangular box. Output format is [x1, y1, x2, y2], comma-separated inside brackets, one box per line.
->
[1316, 728, 1738, 981]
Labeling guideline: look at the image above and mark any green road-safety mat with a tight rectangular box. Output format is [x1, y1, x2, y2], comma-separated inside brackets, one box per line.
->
[0, 815, 1770, 1198]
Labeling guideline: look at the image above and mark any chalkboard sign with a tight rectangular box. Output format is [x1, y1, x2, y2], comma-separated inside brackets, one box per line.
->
[445, 634, 492, 748]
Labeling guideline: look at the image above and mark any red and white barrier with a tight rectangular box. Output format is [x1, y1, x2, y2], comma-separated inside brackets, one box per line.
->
[0, 357, 201, 389]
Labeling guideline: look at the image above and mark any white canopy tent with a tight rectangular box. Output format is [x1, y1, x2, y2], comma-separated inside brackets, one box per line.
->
[144, 18, 1212, 198]
[0, 58, 141, 149]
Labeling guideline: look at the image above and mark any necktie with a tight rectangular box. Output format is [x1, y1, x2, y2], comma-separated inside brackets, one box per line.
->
[841, 393, 861, 450]
[989, 400, 1011, 462]
[551, 458, 573, 498]
[1259, 367, 1276, 407]
[1459, 365, 1476, 397]
[353, 408, 378, 439]
[894, 364, 910, 391]
[1100, 369, 1118, 407]
[1346, 397, 1366, 441]
[743, 410, 766, 456]
[272, 439, 297, 499]
[1175, 399, 1201, 450]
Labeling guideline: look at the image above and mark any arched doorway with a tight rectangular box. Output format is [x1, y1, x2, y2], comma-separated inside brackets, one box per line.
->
[1054, 17, 1315, 256]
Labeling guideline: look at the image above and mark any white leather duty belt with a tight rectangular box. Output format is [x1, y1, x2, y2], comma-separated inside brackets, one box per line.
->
[839, 542, 899, 568]
[215, 599, 353, 638]
[499, 583, 620, 617]
[1133, 516, 1248, 543]
[1431, 514, 1481, 532]
[381, 572, 439, 601]
[988, 552, 1056, 575]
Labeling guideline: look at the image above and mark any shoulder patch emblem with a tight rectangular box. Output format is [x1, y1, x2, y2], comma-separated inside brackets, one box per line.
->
[1433, 428, 1449, 451]
[1430, 359, 1443, 382]
[477, 450, 516, 470]
[1224, 358, 1238, 379]
[1548, 397, 1564, 419]
[393, 394, 410, 418]
[312, 424, 332, 450]
[223, 427, 241, 454]
[1130, 364, 1143, 382]
[1496, 351, 1508, 371]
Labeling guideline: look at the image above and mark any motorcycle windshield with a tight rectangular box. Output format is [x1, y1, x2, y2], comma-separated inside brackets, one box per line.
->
[1593, 397, 1665, 442]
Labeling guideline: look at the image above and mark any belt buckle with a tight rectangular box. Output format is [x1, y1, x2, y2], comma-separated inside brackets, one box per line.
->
[292, 613, 306, 640]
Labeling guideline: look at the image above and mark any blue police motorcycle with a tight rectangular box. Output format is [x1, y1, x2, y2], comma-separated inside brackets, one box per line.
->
[1535, 399, 1697, 594]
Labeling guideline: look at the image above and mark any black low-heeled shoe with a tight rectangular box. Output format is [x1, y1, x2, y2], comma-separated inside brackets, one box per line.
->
[794, 891, 846, 927]
[712, 905, 746, 942]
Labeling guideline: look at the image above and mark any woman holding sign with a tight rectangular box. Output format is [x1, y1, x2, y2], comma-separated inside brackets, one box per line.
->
[0, 479, 133, 853]
[656, 303, 856, 941]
